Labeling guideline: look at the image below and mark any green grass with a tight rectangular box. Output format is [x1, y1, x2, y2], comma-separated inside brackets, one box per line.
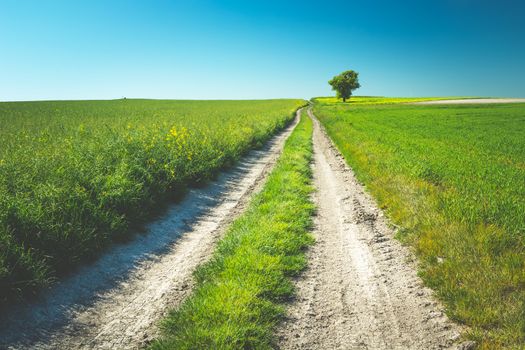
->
[0, 98, 306, 304]
[150, 111, 314, 349]
[313, 98, 525, 349]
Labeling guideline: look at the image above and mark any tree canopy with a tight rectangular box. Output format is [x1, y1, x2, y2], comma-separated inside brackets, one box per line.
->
[328, 70, 360, 102]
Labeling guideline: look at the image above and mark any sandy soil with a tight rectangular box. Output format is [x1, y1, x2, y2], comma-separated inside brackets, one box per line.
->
[276, 109, 474, 350]
[0, 113, 300, 350]
[414, 98, 525, 105]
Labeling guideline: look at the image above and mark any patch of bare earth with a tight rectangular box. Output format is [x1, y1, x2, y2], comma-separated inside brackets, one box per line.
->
[277, 109, 474, 350]
[0, 113, 300, 350]
[414, 98, 525, 105]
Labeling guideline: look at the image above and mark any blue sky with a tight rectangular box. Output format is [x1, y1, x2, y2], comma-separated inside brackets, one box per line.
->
[1, 0, 524, 100]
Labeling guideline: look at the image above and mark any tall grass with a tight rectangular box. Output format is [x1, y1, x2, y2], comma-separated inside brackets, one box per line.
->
[0, 99, 305, 304]
[314, 99, 525, 349]
[150, 111, 314, 349]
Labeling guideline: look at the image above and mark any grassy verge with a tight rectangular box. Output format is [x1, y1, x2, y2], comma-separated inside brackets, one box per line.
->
[150, 111, 314, 349]
[314, 98, 525, 349]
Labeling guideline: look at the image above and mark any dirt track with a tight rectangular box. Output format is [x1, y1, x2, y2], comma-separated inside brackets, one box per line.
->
[0, 113, 299, 350]
[0, 107, 474, 349]
[277, 109, 470, 349]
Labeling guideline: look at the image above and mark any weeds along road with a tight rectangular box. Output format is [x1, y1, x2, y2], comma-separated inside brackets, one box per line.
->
[277, 109, 471, 350]
[0, 112, 300, 350]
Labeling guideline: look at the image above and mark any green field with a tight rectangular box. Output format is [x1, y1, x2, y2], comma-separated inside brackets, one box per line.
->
[313, 98, 525, 348]
[151, 110, 313, 349]
[0, 99, 305, 303]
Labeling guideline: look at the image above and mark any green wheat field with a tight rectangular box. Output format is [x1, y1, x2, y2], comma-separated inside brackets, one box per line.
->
[0, 99, 304, 302]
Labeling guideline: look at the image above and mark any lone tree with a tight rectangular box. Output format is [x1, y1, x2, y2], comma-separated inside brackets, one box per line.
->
[328, 70, 360, 102]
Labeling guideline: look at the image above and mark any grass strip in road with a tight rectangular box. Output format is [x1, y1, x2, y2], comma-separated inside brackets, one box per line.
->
[150, 112, 314, 349]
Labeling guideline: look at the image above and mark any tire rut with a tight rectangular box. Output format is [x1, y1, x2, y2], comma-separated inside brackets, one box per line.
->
[277, 109, 473, 350]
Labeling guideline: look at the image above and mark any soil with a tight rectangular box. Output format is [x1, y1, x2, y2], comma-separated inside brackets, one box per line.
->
[276, 109, 474, 350]
[414, 98, 525, 105]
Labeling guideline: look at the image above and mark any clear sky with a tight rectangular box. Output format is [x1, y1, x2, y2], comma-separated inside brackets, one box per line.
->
[1, 0, 524, 101]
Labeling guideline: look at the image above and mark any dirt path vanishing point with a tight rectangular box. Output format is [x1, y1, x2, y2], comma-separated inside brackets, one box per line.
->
[277, 109, 472, 350]
[0, 112, 301, 350]
[414, 98, 525, 105]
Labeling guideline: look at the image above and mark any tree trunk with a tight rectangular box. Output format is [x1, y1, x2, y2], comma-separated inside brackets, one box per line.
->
[342, 97, 346, 102]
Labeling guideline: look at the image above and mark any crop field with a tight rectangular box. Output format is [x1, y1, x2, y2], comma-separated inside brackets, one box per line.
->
[312, 96, 469, 105]
[0, 99, 304, 303]
[314, 98, 525, 348]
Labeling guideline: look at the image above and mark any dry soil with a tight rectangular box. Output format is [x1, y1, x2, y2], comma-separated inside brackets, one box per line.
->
[414, 98, 525, 105]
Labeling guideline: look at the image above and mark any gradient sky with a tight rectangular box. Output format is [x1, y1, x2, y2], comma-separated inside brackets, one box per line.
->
[1, 0, 524, 101]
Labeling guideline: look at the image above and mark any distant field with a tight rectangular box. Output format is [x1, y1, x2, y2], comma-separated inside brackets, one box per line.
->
[314, 98, 525, 348]
[312, 96, 471, 105]
[0, 99, 305, 303]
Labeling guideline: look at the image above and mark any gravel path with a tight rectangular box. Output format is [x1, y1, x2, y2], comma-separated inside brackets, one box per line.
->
[0, 113, 300, 350]
[277, 109, 473, 350]
[414, 98, 525, 105]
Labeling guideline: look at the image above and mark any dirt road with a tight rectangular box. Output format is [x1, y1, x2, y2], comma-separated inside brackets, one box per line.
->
[0, 113, 300, 350]
[1, 107, 473, 349]
[277, 109, 469, 349]
[414, 98, 525, 105]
